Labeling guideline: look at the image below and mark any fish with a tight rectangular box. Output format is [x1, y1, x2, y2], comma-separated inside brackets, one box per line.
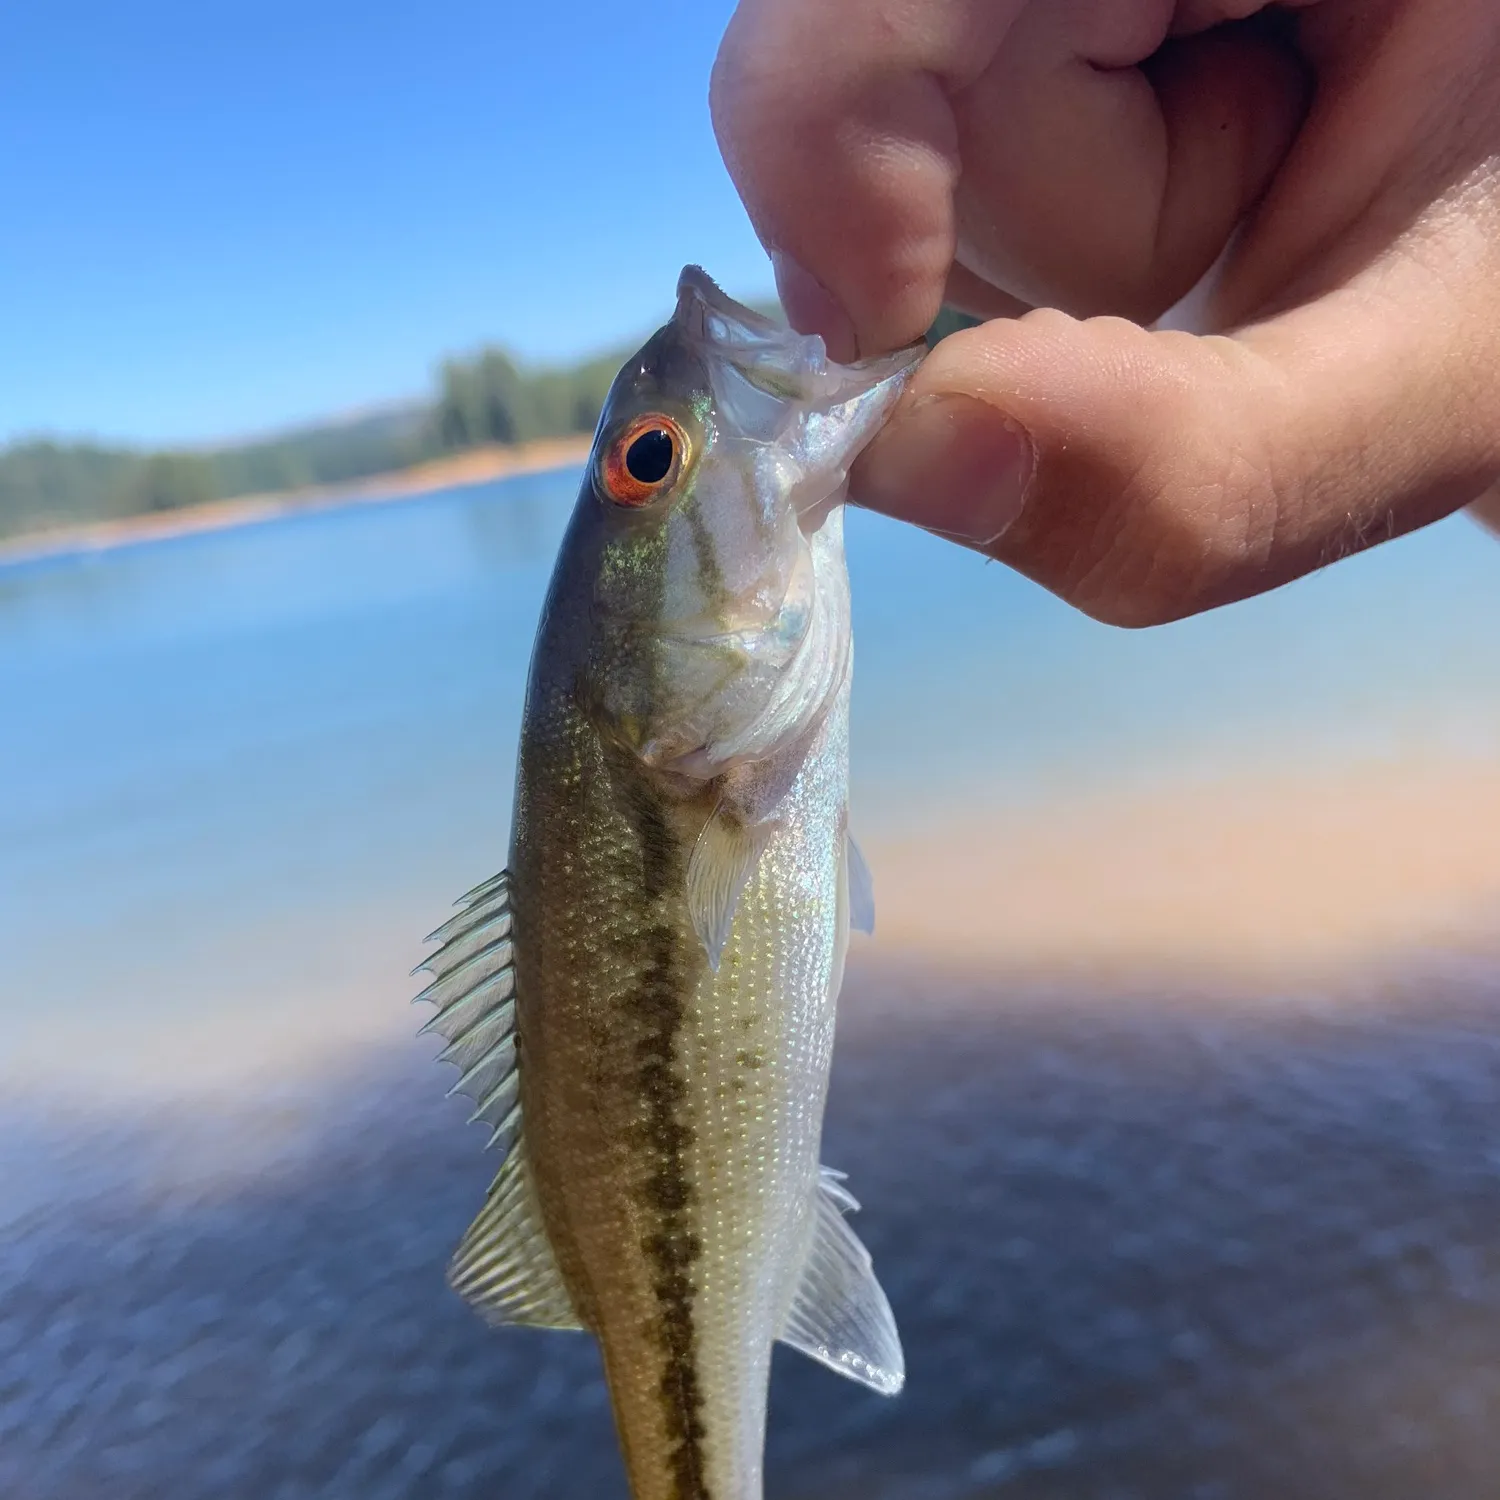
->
[414, 266, 922, 1500]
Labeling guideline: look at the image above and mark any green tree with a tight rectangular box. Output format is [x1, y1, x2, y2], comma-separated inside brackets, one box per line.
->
[0, 441, 142, 535]
[117, 453, 218, 513]
[432, 349, 533, 450]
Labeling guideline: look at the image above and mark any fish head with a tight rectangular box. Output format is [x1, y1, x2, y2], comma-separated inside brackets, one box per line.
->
[574, 266, 921, 779]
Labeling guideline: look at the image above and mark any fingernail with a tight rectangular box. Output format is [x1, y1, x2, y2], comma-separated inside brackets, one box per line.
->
[770, 251, 859, 362]
[852, 393, 1035, 549]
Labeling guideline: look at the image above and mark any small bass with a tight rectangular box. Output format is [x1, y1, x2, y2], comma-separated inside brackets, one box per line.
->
[415, 268, 920, 1500]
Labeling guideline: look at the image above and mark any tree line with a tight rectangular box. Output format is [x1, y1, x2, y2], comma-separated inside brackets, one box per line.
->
[0, 300, 969, 544]
[0, 341, 632, 543]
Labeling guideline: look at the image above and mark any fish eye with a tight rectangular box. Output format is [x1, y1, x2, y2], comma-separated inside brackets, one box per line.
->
[625, 428, 674, 485]
[600, 414, 689, 507]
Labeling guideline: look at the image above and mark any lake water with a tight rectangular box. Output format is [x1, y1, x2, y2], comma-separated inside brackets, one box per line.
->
[5, 469, 1500, 1498]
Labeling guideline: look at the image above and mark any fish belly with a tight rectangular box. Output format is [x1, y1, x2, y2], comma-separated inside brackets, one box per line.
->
[517, 704, 849, 1500]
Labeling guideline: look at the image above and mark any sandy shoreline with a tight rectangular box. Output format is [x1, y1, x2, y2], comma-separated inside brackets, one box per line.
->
[0, 434, 592, 568]
[865, 756, 1500, 986]
[7, 751, 1500, 1112]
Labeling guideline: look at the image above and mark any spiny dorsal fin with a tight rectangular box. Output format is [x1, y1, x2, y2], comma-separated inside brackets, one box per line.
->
[414, 871, 521, 1152]
[449, 1143, 582, 1331]
[778, 1166, 904, 1396]
[418, 870, 582, 1332]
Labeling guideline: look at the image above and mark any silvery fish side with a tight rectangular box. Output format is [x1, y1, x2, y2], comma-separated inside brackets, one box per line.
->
[415, 267, 921, 1500]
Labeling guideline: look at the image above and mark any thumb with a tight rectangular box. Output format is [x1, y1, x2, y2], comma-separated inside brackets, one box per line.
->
[851, 243, 1500, 626]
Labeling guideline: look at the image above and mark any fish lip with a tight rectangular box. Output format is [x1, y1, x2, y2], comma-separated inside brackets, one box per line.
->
[674, 265, 800, 345]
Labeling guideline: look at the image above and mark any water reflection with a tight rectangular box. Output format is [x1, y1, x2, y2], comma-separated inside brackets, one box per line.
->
[459, 466, 577, 571]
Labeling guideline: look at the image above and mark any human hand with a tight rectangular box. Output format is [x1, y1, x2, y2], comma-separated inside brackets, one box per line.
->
[711, 1, 1500, 624]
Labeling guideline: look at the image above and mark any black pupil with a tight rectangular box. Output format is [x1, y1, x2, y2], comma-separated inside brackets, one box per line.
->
[624, 427, 674, 486]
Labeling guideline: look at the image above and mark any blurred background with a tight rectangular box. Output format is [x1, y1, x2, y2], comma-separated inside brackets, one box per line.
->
[6, 4, 1500, 1498]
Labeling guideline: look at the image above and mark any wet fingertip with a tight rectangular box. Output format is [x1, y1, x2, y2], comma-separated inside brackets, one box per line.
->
[770, 251, 860, 363]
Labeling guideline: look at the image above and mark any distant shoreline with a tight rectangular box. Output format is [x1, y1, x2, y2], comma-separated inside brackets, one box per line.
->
[0, 434, 593, 568]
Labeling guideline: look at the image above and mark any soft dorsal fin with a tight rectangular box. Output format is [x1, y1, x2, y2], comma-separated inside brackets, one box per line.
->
[448, 1142, 582, 1331]
[846, 832, 875, 936]
[778, 1167, 904, 1395]
[416, 870, 582, 1332]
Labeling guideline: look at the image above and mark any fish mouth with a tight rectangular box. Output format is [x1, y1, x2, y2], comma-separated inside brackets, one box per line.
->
[674, 265, 802, 348]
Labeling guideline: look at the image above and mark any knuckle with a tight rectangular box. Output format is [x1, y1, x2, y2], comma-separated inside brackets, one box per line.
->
[1024, 409, 1285, 628]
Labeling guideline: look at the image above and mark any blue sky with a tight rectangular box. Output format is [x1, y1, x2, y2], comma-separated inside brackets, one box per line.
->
[0, 0, 771, 446]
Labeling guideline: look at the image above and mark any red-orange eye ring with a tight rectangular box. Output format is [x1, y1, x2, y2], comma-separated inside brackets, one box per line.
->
[600, 413, 689, 507]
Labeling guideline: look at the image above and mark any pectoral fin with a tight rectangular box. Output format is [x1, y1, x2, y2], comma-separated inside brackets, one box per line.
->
[846, 832, 875, 936]
[686, 807, 775, 970]
[778, 1167, 905, 1396]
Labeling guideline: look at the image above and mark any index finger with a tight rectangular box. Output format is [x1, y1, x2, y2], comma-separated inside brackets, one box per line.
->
[710, 0, 1021, 358]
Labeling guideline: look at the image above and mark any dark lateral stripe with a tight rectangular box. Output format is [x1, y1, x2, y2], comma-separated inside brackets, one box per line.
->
[628, 780, 710, 1500]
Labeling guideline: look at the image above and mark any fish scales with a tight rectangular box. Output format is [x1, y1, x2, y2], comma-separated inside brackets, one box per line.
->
[418, 268, 921, 1500]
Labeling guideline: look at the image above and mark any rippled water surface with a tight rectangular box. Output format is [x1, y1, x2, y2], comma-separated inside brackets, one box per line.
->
[5, 472, 1500, 1497]
[11, 966, 1500, 1499]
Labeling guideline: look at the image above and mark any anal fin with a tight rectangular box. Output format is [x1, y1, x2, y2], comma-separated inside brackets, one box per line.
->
[778, 1166, 904, 1395]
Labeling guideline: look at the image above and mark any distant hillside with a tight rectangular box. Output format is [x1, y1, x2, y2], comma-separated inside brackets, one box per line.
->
[0, 405, 427, 539]
[0, 342, 629, 543]
[0, 299, 971, 545]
